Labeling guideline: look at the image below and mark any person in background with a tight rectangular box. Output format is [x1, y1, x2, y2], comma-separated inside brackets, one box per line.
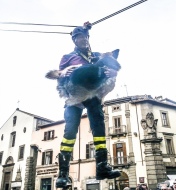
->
[123, 187, 130, 190]
[138, 184, 149, 190]
[172, 181, 176, 190]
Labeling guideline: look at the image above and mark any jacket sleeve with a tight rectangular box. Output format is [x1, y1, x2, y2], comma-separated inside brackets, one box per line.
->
[59, 54, 72, 70]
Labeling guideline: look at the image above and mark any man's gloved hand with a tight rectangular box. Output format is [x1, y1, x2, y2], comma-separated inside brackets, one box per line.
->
[60, 64, 82, 77]
[104, 66, 117, 78]
[83, 21, 92, 30]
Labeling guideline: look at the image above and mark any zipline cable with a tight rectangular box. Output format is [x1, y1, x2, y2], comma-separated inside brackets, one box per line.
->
[0, 0, 148, 34]
[0, 29, 70, 34]
[92, 0, 148, 26]
[0, 22, 78, 28]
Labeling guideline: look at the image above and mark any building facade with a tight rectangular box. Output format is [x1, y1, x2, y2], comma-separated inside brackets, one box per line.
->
[0, 108, 53, 190]
[32, 115, 103, 190]
[32, 95, 176, 190]
[104, 95, 176, 190]
[1, 95, 176, 190]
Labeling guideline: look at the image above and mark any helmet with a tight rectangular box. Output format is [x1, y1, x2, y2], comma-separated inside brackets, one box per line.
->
[71, 26, 89, 41]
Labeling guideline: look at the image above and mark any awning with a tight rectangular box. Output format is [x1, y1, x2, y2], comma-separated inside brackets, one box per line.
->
[167, 175, 176, 180]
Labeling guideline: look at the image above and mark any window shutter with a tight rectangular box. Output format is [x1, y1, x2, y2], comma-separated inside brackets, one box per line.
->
[19, 146, 24, 159]
[42, 152, 45, 165]
[122, 143, 127, 163]
[0, 152, 3, 164]
[86, 144, 90, 159]
[49, 151, 53, 164]
[12, 134, 16, 147]
[113, 144, 117, 165]
[13, 116, 17, 126]
[52, 130, 54, 139]
[44, 132, 47, 141]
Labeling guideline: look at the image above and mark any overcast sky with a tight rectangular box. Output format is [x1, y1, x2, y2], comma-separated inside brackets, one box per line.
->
[0, 0, 176, 127]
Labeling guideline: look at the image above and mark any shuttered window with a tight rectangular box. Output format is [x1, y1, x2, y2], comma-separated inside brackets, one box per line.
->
[13, 116, 17, 126]
[42, 151, 53, 165]
[113, 143, 127, 165]
[86, 143, 95, 159]
[43, 130, 55, 141]
[165, 137, 175, 155]
[160, 111, 170, 127]
[86, 144, 90, 159]
[18, 145, 25, 160]
[10, 132, 16, 147]
[0, 152, 3, 164]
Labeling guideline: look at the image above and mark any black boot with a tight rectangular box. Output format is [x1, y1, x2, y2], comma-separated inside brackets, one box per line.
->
[56, 152, 72, 188]
[96, 149, 121, 180]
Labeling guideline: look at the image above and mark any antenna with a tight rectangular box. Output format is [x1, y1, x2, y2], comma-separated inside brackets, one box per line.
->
[17, 100, 20, 109]
[124, 84, 129, 96]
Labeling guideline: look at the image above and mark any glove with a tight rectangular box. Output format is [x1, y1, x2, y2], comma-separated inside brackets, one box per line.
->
[83, 21, 92, 30]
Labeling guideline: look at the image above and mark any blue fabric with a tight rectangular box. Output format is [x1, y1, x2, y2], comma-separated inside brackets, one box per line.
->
[63, 97, 105, 140]
[59, 47, 101, 70]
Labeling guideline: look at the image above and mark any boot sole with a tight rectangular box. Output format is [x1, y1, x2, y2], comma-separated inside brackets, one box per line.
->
[96, 173, 121, 180]
[56, 182, 71, 188]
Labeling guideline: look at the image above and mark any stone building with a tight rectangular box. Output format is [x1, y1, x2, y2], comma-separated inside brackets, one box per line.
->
[32, 114, 103, 190]
[1, 95, 176, 190]
[104, 95, 176, 190]
[0, 108, 53, 190]
[32, 95, 176, 190]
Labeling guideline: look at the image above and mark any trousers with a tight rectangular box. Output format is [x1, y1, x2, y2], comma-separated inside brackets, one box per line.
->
[60, 97, 106, 152]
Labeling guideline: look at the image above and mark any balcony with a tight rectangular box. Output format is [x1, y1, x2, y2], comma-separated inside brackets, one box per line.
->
[109, 156, 129, 168]
[108, 125, 127, 137]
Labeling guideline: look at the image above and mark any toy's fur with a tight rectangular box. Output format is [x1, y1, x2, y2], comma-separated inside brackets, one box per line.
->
[46, 49, 121, 106]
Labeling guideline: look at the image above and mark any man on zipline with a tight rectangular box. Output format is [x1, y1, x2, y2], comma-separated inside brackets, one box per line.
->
[54, 22, 121, 188]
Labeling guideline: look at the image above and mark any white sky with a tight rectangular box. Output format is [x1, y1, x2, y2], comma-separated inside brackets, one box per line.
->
[0, 0, 176, 126]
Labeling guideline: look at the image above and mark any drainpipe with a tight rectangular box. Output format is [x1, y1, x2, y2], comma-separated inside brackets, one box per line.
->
[134, 103, 143, 165]
[78, 125, 81, 182]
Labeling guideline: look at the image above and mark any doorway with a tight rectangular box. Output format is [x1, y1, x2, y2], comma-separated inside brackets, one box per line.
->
[41, 178, 51, 190]
[86, 183, 100, 190]
[115, 172, 129, 190]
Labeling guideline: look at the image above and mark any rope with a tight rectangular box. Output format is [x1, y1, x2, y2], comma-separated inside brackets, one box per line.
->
[0, 0, 148, 34]
[92, 0, 148, 26]
[0, 28, 70, 34]
[0, 21, 78, 28]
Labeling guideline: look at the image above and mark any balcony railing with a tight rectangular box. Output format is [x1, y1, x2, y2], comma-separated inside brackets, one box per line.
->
[108, 125, 127, 136]
[109, 156, 128, 167]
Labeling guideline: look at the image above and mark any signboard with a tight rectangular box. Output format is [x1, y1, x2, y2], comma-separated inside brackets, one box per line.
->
[37, 167, 58, 175]
[86, 179, 99, 184]
[139, 177, 144, 183]
[11, 182, 22, 187]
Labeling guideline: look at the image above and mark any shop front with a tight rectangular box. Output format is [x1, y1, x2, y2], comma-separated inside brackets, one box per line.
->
[35, 165, 59, 190]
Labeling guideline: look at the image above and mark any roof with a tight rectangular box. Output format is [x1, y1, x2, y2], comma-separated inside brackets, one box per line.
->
[16, 108, 54, 122]
[1, 108, 55, 128]
[38, 113, 88, 129]
[104, 95, 176, 108]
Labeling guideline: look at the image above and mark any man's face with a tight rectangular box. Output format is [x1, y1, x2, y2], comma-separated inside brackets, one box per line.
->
[74, 33, 89, 50]
[173, 183, 176, 188]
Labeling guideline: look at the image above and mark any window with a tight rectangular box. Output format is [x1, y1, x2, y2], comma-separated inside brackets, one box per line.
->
[86, 143, 95, 159]
[41, 178, 52, 190]
[18, 145, 25, 160]
[0, 151, 3, 165]
[112, 104, 121, 112]
[1, 134, 3, 141]
[13, 116, 17, 126]
[42, 151, 53, 165]
[165, 137, 175, 155]
[86, 183, 99, 190]
[44, 130, 55, 141]
[113, 116, 122, 133]
[160, 111, 169, 127]
[113, 143, 127, 165]
[10, 132, 16, 147]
